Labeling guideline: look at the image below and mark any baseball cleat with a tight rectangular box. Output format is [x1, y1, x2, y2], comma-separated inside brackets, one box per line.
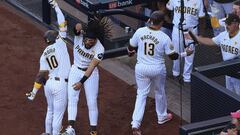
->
[132, 128, 141, 135]
[90, 131, 97, 135]
[61, 126, 76, 135]
[158, 113, 173, 124]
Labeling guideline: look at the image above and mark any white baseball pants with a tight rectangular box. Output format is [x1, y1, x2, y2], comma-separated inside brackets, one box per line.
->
[226, 76, 240, 95]
[172, 26, 197, 82]
[67, 65, 99, 126]
[131, 63, 168, 128]
[44, 78, 68, 135]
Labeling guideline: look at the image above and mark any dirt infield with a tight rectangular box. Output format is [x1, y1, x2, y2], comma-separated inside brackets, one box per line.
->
[0, 2, 182, 135]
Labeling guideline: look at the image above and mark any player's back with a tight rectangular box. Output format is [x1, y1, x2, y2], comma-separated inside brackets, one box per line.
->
[41, 37, 71, 79]
[135, 27, 171, 65]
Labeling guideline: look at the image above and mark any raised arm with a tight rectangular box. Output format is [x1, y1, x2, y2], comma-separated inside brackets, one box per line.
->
[49, 0, 67, 38]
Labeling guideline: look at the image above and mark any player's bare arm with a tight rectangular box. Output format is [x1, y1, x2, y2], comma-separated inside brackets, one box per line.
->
[26, 70, 48, 100]
[186, 32, 217, 46]
[197, 36, 217, 46]
[49, 0, 68, 40]
[72, 58, 100, 90]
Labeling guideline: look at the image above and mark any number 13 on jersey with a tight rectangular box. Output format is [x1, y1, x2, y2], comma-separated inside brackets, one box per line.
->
[144, 42, 155, 56]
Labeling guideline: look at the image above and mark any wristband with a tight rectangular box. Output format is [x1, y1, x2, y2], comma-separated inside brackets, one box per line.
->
[180, 52, 187, 57]
[34, 82, 42, 89]
[80, 75, 88, 84]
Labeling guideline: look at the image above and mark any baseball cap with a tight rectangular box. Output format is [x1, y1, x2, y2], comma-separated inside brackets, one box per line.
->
[231, 110, 240, 118]
[149, 11, 165, 25]
[225, 13, 240, 25]
[85, 30, 98, 39]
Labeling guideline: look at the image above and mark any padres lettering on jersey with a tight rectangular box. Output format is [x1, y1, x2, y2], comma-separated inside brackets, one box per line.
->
[212, 31, 240, 61]
[220, 44, 239, 55]
[174, 6, 198, 16]
[166, 0, 205, 28]
[75, 45, 94, 60]
[73, 36, 105, 68]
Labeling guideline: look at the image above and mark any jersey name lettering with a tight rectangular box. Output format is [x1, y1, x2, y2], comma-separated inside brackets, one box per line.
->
[220, 44, 239, 55]
[174, 6, 198, 16]
[75, 45, 94, 59]
[44, 48, 55, 56]
[140, 35, 159, 44]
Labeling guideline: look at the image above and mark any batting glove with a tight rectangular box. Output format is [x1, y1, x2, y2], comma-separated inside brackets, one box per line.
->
[26, 91, 36, 101]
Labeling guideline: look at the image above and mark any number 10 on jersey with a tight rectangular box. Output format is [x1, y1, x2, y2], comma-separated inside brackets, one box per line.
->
[144, 42, 155, 56]
[46, 55, 58, 69]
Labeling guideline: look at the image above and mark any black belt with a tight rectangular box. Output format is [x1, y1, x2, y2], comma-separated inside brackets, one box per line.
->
[182, 25, 198, 32]
[54, 77, 68, 82]
[77, 67, 87, 71]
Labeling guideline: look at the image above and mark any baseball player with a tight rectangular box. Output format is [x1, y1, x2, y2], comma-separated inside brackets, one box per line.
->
[166, 0, 205, 82]
[187, 13, 240, 95]
[128, 11, 193, 135]
[211, 1, 240, 29]
[26, 0, 70, 135]
[61, 20, 106, 135]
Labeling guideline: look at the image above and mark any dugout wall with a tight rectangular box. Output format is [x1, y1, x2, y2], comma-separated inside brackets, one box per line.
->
[191, 58, 240, 123]
[179, 58, 240, 135]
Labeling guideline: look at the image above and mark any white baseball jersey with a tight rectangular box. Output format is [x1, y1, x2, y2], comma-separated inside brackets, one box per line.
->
[212, 31, 240, 61]
[130, 27, 175, 65]
[212, 30, 240, 94]
[40, 37, 71, 78]
[67, 35, 104, 126]
[73, 36, 104, 68]
[130, 27, 173, 128]
[166, 0, 205, 29]
[40, 35, 70, 135]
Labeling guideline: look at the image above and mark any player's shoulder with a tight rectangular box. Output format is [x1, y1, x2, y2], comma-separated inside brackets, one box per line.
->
[74, 35, 83, 41]
[94, 40, 105, 51]
[136, 26, 148, 33]
[219, 31, 229, 36]
[158, 30, 171, 40]
[44, 45, 54, 51]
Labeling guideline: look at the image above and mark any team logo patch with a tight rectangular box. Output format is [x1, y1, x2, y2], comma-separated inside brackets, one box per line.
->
[97, 53, 104, 60]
